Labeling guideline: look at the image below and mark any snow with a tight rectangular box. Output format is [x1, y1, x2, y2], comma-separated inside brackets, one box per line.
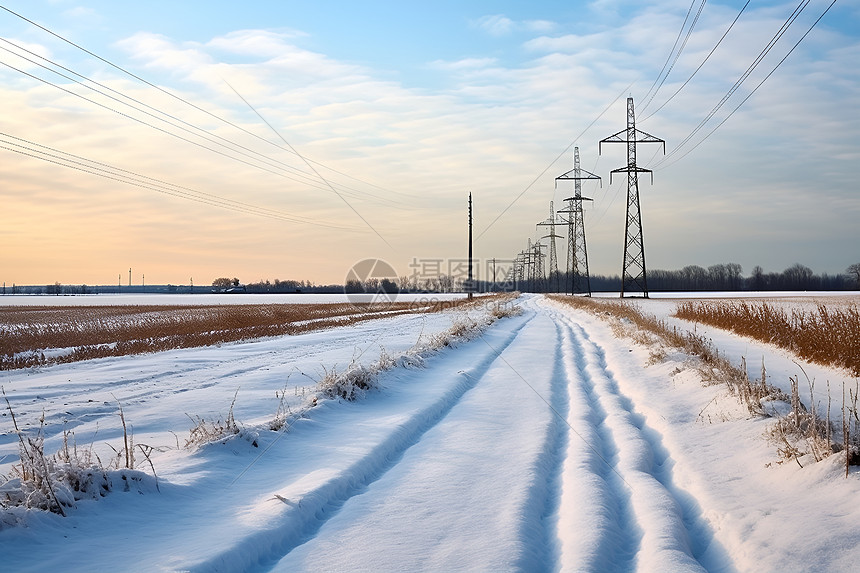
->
[637, 295, 860, 424]
[1, 294, 859, 572]
[0, 293, 467, 307]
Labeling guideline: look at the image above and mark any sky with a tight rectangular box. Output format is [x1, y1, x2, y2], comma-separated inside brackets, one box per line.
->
[0, 0, 857, 287]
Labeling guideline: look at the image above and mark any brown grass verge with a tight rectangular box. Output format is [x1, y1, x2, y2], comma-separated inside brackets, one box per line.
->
[548, 295, 754, 396]
[674, 300, 860, 376]
[547, 295, 859, 468]
[0, 295, 509, 370]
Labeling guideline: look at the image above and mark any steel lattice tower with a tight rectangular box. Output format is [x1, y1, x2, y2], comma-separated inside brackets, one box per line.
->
[524, 239, 535, 292]
[556, 147, 600, 296]
[599, 97, 665, 298]
[531, 239, 546, 292]
[536, 201, 564, 293]
[514, 253, 525, 291]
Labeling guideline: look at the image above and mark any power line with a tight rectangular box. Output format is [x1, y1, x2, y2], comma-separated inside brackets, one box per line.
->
[641, 0, 708, 112]
[224, 80, 393, 249]
[656, 0, 838, 170]
[641, 0, 751, 123]
[0, 39, 406, 208]
[0, 57, 370, 199]
[654, 0, 813, 168]
[475, 82, 633, 242]
[0, 131, 361, 230]
[0, 4, 408, 200]
[640, 0, 697, 107]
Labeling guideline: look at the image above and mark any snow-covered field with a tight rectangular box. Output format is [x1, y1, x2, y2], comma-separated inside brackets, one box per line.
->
[0, 293, 467, 307]
[1, 293, 859, 572]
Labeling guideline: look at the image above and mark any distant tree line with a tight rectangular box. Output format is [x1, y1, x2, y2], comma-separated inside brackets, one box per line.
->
[3, 262, 858, 297]
[521, 262, 857, 293]
[213, 277, 346, 294]
[477, 262, 859, 293]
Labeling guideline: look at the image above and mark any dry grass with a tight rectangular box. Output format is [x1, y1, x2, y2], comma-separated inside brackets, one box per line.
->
[0, 297, 501, 370]
[675, 300, 860, 376]
[1, 294, 521, 520]
[317, 294, 522, 402]
[548, 295, 772, 409]
[1, 390, 156, 520]
[185, 389, 243, 448]
[549, 295, 729, 372]
[548, 295, 860, 469]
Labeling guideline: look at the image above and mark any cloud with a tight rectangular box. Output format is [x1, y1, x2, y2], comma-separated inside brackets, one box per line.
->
[474, 14, 515, 36]
[207, 29, 309, 59]
[62, 6, 100, 22]
[525, 20, 556, 33]
[116, 32, 213, 75]
[427, 57, 498, 71]
[473, 15, 558, 37]
[0, 37, 55, 75]
[1, 2, 857, 285]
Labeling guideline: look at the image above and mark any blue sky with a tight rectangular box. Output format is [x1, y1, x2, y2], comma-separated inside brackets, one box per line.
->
[0, 0, 857, 285]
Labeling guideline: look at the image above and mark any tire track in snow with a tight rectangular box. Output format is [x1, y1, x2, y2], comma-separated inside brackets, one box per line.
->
[270, 296, 572, 572]
[555, 306, 710, 572]
[523, 317, 571, 571]
[187, 310, 537, 572]
[551, 307, 642, 571]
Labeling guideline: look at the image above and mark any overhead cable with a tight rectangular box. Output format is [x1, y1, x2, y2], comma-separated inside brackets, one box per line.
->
[0, 131, 361, 230]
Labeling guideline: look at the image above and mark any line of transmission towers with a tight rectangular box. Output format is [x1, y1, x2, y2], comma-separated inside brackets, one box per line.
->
[509, 97, 665, 298]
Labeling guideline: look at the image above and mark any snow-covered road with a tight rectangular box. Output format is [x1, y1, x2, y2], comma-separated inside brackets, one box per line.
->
[2, 294, 859, 572]
[272, 298, 727, 572]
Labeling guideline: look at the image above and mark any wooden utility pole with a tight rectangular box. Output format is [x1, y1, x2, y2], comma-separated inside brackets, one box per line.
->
[468, 192, 473, 300]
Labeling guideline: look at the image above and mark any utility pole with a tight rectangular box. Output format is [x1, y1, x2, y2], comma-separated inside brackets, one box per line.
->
[490, 257, 496, 292]
[468, 192, 474, 299]
[556, 147, 600, 296]
[599, 97, 665, 298]
[536, 201, 564, 293]
[129, 268, 132, 288]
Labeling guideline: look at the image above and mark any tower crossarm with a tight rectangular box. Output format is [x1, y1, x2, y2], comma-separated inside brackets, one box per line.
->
[599, 129, 666, 154]
[536, 217, 564, 228]
[560, 196, 593, 204]
[555, 168, 602, 185]
[608, 165, 655, 185]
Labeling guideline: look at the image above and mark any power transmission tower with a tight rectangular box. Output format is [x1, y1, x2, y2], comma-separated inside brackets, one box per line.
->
[599, 97, 665, 298]
[525, 238, 535, 292]
[518, 246, 533, 292]
[512, 254, 522, 291]
[536, 201, 564, 293]
[531, 239, 546, 292]
[555, 147, 600, 296]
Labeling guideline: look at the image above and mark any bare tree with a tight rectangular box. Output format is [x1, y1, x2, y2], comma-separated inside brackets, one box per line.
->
[784, 263, 814, 290]
[847, 263, 860, 287]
